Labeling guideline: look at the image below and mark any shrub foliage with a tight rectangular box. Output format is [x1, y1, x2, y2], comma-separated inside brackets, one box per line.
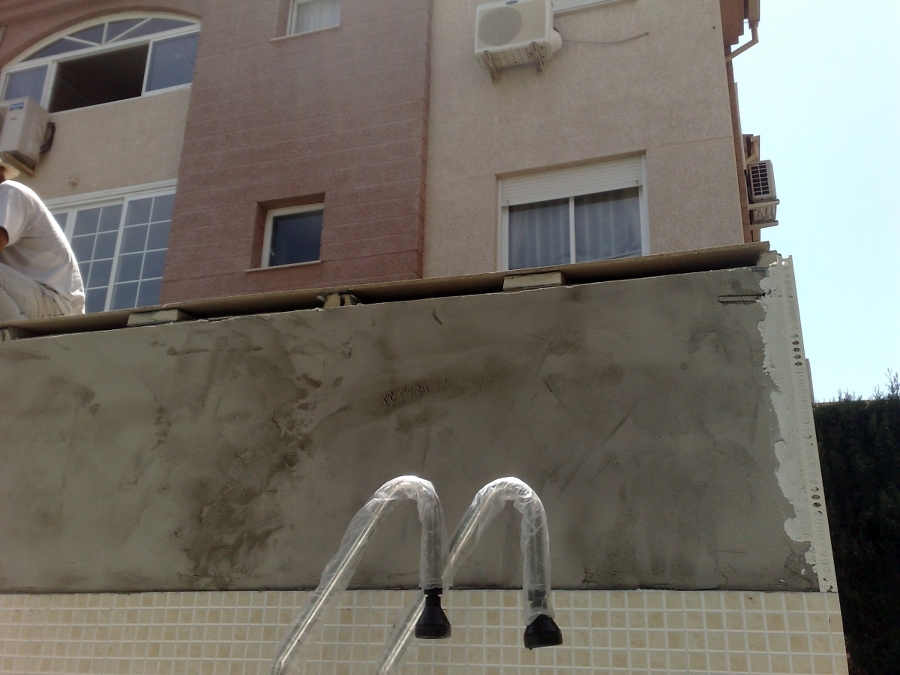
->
[814, 373, 900, 674]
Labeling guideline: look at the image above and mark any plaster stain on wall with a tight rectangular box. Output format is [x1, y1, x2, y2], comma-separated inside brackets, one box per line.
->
[381, 378, 451, 413]
[181, 445, 298, 586]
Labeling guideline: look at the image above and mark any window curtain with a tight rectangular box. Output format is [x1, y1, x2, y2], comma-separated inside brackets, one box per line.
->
[508, 198, 570, 270]
[574, 187, 641, 262]
[292, 0, 341, 34]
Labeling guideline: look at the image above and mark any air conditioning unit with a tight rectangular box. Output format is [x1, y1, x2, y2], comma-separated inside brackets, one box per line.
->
[0, 97, 50, 176]
[747, 160, 779, 228]
[475, 0, 562, 78]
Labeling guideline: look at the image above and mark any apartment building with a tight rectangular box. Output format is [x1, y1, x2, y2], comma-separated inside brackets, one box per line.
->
[2, 2, 847, 675]
[1, 0, 770, 313]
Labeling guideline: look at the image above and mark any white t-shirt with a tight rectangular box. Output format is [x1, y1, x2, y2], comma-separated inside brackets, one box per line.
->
[0, 181, 85, 315]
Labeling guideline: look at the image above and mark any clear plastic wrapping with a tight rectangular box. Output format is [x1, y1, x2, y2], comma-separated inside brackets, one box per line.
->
[270, 476, 446, 675]
[376, 477, 554, 674]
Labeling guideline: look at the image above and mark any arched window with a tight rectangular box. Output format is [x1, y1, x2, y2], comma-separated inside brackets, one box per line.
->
[1, 15, 199, 113]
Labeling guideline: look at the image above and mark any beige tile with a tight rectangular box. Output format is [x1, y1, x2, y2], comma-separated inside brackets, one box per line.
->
[765, 612, 786, 631]
[791, 653, 813, 674]
[749, 652, 770, 673]
[683, 593, 702, 610]
[788, 612, 809, 631]
[708, 651, 728, 671]
[609, 610, 626, 629]
[668, 651, 687, 670]
[647, 630, 666, 650]
[688, 650, 708, 670]
[808, 612, 830, 633]
[685, 611, 705, 629]
[785, 594, 805, 611]
[630, 649, 648, 668]
[573, 647, 591, 667]
[705, 631, 725, 651]
[705, 612, 724, 630]
[790, 633, 811, 653]
[768, 633, 788, 653]
[745, 611, 765, 631]
[747, 632, 767, 652]
[610, 629, 628, 649]
[648, 649, 667, 669]
[666, 631, 685, 650]
[686, 630, 705, 650]
[729, 652, 750, 672]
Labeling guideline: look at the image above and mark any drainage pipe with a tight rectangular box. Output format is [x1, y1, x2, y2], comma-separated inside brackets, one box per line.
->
[726, 19, 759, 61]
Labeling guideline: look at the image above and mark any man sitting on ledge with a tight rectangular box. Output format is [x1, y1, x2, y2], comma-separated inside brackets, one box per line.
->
[0, 158, 84, 322]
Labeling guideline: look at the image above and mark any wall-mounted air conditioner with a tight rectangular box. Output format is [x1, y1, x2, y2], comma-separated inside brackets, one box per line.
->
[475, 0, 562, 79]
[0, 97, 51, 176]
[747, 159, 779, 228]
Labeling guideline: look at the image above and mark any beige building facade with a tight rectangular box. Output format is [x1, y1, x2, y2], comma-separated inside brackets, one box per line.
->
[1, 0, 762, 309]
[424, 0, 748, 278]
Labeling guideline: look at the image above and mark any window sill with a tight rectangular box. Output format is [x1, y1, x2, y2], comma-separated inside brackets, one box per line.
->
[271, 25, 339, 43]
[245, 260, 322, 273]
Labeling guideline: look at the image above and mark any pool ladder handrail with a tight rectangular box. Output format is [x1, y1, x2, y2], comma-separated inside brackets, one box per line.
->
[270, 475, 448, 675]
[375, 477, 563, 674]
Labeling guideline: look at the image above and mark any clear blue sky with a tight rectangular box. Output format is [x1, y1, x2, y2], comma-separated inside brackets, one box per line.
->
[731, 0, 900, 401]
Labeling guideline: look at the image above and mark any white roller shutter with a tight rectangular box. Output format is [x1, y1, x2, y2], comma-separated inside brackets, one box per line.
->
[500, 156, 643, 206]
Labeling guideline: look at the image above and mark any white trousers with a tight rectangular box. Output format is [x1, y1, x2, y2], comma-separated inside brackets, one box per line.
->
[0, 261, 63, 321]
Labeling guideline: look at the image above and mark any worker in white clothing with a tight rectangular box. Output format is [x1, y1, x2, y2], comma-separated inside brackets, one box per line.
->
[0, 158, 84, 321]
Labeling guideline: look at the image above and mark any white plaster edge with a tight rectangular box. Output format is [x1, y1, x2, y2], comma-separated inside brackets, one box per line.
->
[758, 256, 837, 592]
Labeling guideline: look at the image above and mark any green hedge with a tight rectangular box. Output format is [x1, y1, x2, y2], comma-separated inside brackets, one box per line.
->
[814, 376, 900, 675]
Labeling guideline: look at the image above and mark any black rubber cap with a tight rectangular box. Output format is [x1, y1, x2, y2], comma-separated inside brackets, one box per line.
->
[415, 589, 451, 639]
[523, 614, 563, 650]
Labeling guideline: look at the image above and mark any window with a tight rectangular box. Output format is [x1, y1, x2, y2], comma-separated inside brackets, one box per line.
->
[1, 16, 199, 112]
[262, 205, 323, 267]
[500, 157, 648, 270]
[49, 185, 175, 313]
[289, 0, 341, 35]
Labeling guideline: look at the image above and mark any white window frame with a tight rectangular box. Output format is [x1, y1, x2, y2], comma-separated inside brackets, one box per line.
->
[287, 0, 341, 37]
[0, 14, 200, 110]
[261, 203, 324, 269]
[46, 180, 177, 313]
[497, 156, 650, 271]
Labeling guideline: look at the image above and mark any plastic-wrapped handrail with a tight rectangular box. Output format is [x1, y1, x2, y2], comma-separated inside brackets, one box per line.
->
[376, 477, 555, 674]
[270, 476, 446, 675]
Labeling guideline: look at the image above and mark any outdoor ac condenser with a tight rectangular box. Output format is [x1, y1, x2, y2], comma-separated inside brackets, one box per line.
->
[0, 97, 50, 175]
[747, 160, 779, 228]
[475, 0, 562, 76]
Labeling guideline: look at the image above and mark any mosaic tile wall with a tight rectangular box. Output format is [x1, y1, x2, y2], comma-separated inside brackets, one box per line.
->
[0, 590, 847, 674]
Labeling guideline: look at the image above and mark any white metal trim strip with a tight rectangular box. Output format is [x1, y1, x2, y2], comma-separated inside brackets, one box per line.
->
[44, 179, 178, 211]
[553, 0, 631, 14]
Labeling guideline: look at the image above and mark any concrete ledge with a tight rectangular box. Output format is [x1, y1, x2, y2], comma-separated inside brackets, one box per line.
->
[0, 243, 769, 339]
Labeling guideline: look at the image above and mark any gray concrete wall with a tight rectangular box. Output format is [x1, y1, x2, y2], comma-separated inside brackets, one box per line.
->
[0, 264, 831, 593]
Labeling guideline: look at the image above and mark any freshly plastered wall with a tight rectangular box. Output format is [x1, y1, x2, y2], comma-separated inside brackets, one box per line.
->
[423, 0, 745, 277]
[0, 260, 833, 596]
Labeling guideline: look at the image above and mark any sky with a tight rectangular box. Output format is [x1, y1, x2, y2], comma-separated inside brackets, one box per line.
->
[730, 0, 900, 401]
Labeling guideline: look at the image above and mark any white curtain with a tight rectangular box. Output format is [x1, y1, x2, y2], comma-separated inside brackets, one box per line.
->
[508, 198, 570, 270]
[574, 187, 641, 262]
[292, 0, 341, 35]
